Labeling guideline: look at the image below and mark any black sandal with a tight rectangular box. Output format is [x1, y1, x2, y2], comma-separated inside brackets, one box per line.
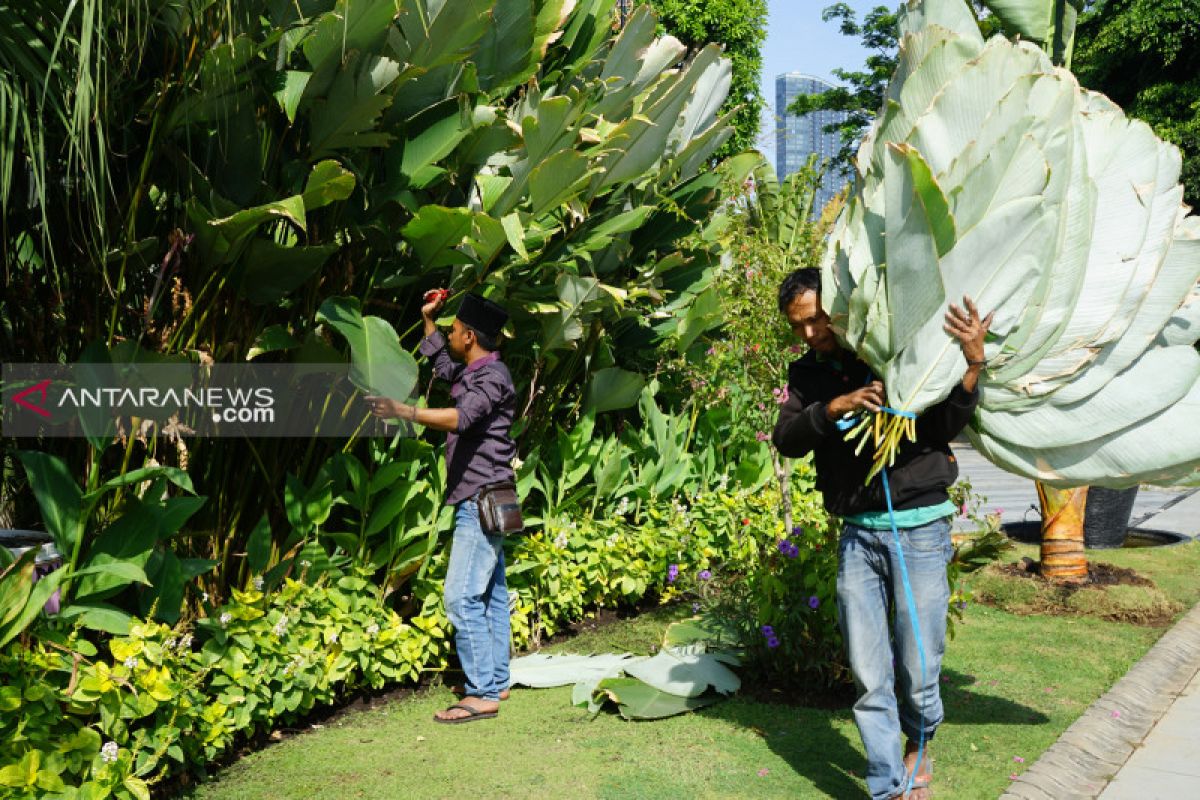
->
[433, 702, 498, 724]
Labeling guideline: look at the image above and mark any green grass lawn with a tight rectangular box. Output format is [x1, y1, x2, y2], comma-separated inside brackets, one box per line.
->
[183, 540, 1200, 800]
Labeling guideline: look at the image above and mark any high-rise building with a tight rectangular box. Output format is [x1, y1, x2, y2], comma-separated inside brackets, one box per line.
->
[775, 73, 849, 214]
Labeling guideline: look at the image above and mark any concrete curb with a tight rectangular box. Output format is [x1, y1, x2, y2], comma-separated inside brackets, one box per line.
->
[999, 601, 1200, 799]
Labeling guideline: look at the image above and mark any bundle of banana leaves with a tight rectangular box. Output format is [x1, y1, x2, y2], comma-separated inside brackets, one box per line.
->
[823, 0, 1200, 487]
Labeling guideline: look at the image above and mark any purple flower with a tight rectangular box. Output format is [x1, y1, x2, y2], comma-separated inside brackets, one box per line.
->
[957, 600, 967, 610]
[777, 540, 799, 558]
[706, 346, 717, 356]
[766, 635, 780, 648]
[771, 386, 789, 405]
[667, 564, 679, 583]
[789, 344, 803, 354]
[760, 624, 774, 635]
[698, 570, 712, 581]
[791, 526, 803, 537]
[692, 602, 701, 613]
[755, 431, 769, 442]
[808, 595, 820, 610]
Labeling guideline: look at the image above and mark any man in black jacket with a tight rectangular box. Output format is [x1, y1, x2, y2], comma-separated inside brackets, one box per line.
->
[772, 268, 991, 800]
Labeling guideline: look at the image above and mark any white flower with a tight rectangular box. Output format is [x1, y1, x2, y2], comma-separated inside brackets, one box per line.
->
[366, 623, 380, 637]
[616, 497, 631, 515]
[300, 560, 312, 568]
[329, 631, 339, 644]
[272, 615, 289, 637]
[553, 532, 569, 549]
[605, 533, 619, 547]
[511, 457, 524, 471]
[253, 576, 264, 590]
[201, 592, 209, 603]
[165, 638, 177, 649]
[179, 634, 193, 650]
[219, 612, 232, 626]
[101, 741, 119, 763]
[123, 656, 139, 670]
[717, 474, 729, 490]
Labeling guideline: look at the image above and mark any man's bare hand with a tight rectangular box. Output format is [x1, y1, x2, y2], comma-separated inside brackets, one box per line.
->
[364, 395, 411, 421]
[944, 295, 993, 364]
[826, 381, 885, 420]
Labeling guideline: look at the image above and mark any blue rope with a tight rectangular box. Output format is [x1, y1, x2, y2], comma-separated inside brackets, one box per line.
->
[882, 466, 927, 797]
[838, 396, 927, 796]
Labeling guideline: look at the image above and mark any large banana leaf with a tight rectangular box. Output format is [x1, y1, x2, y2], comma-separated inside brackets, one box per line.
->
[316, 297, 419, 402]
[823, 0, 1200, 487]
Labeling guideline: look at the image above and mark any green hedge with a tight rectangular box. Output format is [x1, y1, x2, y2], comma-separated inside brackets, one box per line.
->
[1, 484, 837, 799]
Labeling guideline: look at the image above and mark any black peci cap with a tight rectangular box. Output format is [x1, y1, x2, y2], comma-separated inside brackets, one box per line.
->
[456, 293, 509, 338]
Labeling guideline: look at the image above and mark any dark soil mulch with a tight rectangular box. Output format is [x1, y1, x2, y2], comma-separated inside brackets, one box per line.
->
[975, 558, 1181, 626]
[1000, 558, 1153, 588]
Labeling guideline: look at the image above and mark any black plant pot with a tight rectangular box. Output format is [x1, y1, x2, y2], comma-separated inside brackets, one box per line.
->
[1083, 486, 1139, 550]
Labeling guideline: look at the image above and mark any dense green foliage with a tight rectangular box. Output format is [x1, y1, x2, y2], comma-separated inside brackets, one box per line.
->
[1073, 0, 1200, 206]
[0, 0, 750, 622]
[642, 0, 769, 159]
[0, 574, 439, 798]
[0, 472, 844, 797]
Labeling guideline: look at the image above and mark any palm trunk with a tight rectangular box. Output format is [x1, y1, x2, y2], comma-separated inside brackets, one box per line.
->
[1036, 482, 1089, 583]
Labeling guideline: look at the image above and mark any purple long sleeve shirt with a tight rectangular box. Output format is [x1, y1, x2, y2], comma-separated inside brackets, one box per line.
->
[418, 330, 516, 506]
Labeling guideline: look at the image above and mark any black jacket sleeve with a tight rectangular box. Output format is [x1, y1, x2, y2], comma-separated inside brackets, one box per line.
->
[772, 388, 837, 458]
[915, 382, 980, 445]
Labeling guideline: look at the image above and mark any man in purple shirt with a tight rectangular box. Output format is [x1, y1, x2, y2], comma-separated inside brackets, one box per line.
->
[366, 291, 516, 724]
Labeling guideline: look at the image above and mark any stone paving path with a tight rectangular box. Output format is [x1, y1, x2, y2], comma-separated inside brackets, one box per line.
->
[949, 441, 1200, 800]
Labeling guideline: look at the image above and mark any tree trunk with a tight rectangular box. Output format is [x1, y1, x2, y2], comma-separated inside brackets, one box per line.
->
[1037, 482, 1089, 583]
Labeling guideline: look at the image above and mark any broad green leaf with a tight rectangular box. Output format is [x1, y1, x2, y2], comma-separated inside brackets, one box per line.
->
[586, 368, 645, 413]
[273, 70, 311, 123]
[246, 513, 273, 573]
[622, 649, 741, 698]
[56, 601, 132, 635]
[541, 274, 602, 349]
[401, 205, 475, 268]
[246, 325, 301, 361]
[500, 213, 529, 261]
[239, 240, 338, 305]
[316, 296, 419, 401]
[15, 451, 83, 557]
[303, 0, 401, 74]
[508, 652, 639, 688]
[301, 159, 357, 209]
[529, 150, 591, 216]
[592, 677, 722, 719]
[400, 99, 473, 188]
[980, 0, 1084, 62]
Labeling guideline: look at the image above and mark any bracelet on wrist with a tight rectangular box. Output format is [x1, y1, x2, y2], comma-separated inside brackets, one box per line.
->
[966, 358, 987, 366]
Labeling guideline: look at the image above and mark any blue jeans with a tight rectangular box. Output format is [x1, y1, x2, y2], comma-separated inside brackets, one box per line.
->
[443, 499, 511, 701]
[837, 518, 952, 800]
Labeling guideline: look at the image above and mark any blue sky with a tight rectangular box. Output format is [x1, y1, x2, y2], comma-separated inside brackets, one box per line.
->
[757, 0, 882, 165]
